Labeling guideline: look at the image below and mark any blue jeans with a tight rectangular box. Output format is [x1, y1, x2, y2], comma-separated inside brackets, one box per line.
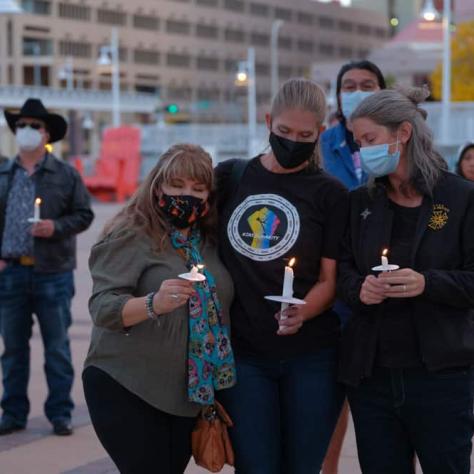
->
[0, 264, 75, 426]
[218, 349, 345, 474]
[347, 367, 474, 474]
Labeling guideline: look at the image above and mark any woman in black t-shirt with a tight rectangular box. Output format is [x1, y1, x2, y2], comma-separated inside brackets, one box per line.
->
[216, 78, 348, 473]
[338, 87, 474, 473]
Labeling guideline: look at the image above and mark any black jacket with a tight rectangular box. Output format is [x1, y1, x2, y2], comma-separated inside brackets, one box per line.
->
[0, 153, 94, 273]
[338, 172, 474, 386]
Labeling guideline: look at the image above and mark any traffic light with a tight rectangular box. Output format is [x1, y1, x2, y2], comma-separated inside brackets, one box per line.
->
[165, 103, 179, 114]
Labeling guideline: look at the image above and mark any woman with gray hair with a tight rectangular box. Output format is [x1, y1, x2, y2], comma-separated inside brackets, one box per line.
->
[338, 87, 474, 473]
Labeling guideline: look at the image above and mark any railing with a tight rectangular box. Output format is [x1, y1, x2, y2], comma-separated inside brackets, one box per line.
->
[0, 85, 160, 113]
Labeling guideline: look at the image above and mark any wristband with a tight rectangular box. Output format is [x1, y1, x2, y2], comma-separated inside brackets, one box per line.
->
[145, 292, 160, 322]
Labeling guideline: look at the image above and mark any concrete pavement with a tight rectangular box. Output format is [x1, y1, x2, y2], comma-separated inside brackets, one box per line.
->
[0, 203, 377, 473]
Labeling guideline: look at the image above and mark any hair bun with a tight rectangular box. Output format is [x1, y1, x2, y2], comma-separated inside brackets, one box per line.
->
[396, 85, 430, 119]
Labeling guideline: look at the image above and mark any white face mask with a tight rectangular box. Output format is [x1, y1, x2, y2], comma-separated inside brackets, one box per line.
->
[15, 126, 43, 151]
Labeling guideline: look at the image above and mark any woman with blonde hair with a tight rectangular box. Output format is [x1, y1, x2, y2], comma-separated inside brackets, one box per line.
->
[83, 144, 236, 473]
[216, 78, 348, 473]
[338, 87, 474, 473]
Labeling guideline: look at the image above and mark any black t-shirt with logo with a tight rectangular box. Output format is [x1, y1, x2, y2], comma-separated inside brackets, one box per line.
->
[216, 156, 349, 359]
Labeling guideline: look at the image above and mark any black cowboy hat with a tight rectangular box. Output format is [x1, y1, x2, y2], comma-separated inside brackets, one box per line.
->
[4, 98, 67, 143]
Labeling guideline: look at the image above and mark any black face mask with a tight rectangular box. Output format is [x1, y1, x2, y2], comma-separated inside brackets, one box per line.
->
[158, 194, 208, 229]
[269, 132, 317, 169]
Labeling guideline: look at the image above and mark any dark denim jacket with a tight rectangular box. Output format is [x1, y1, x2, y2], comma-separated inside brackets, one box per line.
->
[0, 153, 94, 273]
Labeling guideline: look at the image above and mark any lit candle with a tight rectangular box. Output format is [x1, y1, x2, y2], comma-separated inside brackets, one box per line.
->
[282, 258, 295, 297]
[34, 197, 41, 221]
[381, 249, 389, 269]
[190, 265, 199, 277]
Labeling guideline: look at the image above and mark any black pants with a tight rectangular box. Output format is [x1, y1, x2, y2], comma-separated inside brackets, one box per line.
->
[83, 366, 196, 474]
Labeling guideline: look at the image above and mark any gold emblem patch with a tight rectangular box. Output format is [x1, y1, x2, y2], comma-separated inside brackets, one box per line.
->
[428, 204, 449, 230]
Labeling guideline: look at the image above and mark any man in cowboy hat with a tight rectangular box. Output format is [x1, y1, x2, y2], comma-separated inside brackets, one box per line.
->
[0, 98, 94, 436]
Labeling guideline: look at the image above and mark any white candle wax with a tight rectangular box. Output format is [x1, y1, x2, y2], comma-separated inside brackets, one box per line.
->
[381, 255, 389, 268]
[190, 265, 198, 277]
[282, 265, 294, 298]
[34, 198, 41, 221]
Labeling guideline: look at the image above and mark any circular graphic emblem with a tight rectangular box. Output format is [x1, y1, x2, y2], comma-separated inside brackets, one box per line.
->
[428, 203, 449, 231]
[227, 194, 300, 261]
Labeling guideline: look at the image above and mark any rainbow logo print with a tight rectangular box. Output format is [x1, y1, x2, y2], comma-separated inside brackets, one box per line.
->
[247, 207, 281, 249]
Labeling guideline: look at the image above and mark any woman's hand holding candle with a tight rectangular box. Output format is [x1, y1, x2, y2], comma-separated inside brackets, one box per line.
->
[275, 305, 306, 336]
[360, 275, 389, 305]
[379, 269, 426, 298]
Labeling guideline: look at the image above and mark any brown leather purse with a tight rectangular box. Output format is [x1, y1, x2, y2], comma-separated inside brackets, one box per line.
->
[192, 401, 235, 472]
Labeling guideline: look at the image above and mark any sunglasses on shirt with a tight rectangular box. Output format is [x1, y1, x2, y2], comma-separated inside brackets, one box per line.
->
[16, 122, 44, 130]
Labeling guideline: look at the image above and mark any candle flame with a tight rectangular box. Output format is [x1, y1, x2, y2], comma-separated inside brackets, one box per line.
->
[289, 258, 296, 267]
[197, 264, 205, 271]
[382, 249, 388, 257]
[35, 198, 42, 205]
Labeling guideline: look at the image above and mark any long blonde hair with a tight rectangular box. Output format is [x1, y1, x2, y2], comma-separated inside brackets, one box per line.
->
[270, 77, 326, 168]
[102, 143, 216, 249]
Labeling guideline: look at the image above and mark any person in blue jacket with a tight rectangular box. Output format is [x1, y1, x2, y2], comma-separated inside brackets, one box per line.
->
[321, 60, 386, 191]
[320, 60, 386, 474]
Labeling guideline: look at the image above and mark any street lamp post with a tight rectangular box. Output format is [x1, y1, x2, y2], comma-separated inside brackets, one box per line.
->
[247, 47, 257, 157]
[270, 20, 284, 99]
[421, 0, 451, 145]
[235, 48, 258, 156]
[97, 27, 120, 127]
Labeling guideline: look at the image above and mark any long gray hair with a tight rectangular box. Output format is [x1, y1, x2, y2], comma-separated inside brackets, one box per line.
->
[351, 87, 447, 195]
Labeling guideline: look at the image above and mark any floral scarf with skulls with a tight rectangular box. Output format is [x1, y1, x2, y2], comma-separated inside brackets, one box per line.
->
[170, 227, 236, 405]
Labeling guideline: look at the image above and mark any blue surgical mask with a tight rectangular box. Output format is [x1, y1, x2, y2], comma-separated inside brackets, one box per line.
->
[341, 91, 374, 119]
[359, 140, 400, 177]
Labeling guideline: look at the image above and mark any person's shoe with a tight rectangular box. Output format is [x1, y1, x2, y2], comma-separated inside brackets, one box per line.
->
[0, 419, 25, 436]
[52, 420, 73, 436]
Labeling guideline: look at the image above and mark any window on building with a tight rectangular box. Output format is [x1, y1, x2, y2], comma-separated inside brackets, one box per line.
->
[374, 28, 386, 38]
[97, 9, 127, 26]
[135, 84, 158, 94]
[224, 58, 237, 72]
[58, 3, 91, 21]
[338, 20, 353, 32]
[196, 24, 219, 39]
[23, 37, 53, 55]
[255, 62, 269, 76]
[223, 0, 244, 12]
[196, 56, 219, 71]
[197, 88, 220, 100]
[297, 12, 313, 25]
[320, 43, 334, 56]
[167, 85, 192, 100]
[59, 40, 91, 58]
[21, 0, 51, 15]
[133, 14, 159, 30]
[166, 19, 191, 35]
[357, 24, 371, 35]
[134, 49, 160, 65]
[166, 52, 191, 68]
[224, 28, 245, 43]
[297, 39, 313, 53]
[195, 0, 219, 5]
[278, 36, 293, 50]
[23, 65, 50, 85]
[319, 16, 334, 29]
[339, 46, 353, 57]
[250, 32, 269, 46]
[249, 2, 268, 16]
[275, 7, 292, 21]
[278, 65, 292, 78]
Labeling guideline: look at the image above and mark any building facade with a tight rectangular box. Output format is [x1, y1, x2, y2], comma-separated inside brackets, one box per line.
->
[0, 0, 389, 121]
